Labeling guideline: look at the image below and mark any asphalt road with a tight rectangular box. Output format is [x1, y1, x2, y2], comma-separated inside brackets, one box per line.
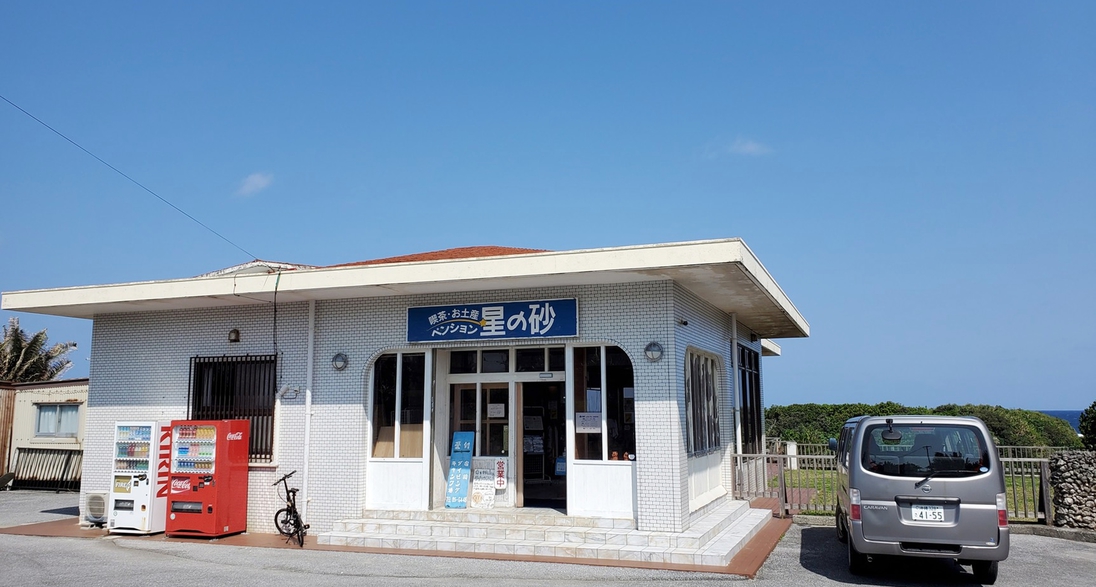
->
[2, 491, 1094, 586]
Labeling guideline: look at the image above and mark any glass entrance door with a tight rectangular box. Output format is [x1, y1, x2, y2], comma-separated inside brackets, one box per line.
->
[439, 347, 567, 510]
[450, 383, 511, 458]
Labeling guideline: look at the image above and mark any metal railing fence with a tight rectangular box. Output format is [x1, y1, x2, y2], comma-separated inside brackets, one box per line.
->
[733, 450, 1052, 522]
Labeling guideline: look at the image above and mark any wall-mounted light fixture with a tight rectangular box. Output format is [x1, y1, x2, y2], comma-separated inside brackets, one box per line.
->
[644, 342, 664, 362]
[332, 353, 349, 371]
[228, 329, 240, 343]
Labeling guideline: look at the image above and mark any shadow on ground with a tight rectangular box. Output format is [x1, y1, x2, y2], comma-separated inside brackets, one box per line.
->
[40, 507, 78, 516]
[798, 527, 991, 586]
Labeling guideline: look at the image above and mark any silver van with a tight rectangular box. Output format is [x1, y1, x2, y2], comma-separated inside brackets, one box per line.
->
[829, 415, 1009, 584]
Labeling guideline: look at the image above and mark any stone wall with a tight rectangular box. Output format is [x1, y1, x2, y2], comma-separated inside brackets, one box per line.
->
[1050, 451, 1096, 529]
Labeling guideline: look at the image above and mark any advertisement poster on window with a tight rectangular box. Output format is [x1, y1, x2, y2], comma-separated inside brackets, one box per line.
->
[576, 412, 602, 433]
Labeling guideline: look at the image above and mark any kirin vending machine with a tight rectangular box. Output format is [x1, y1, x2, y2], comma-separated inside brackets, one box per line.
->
[165, 419, 250, 538]
[108, 421, 172, 534]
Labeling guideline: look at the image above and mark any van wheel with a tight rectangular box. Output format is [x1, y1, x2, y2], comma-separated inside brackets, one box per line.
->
[835, 509, 848, 543]
[972, 560, 998, 585]
[848, 538, 869, 575]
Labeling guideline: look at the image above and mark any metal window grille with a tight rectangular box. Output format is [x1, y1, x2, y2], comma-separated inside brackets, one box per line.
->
[685, 350, 721, 455]
[189, 355, 276, 463]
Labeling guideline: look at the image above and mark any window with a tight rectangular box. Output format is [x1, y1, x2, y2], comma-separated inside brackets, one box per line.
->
[35, 404, 80, 437]
[190, 355, 276, 463]
[573, 346, 636, 461]
[685, 349, 721, 455]
[371, 352, 427, 459]
[738, 345, 762, 454]
[861, 423, 991, 477]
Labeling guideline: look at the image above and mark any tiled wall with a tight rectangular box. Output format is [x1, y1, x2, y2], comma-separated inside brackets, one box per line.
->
[672, 284, 763, 512]
[81, 279, 761, 534]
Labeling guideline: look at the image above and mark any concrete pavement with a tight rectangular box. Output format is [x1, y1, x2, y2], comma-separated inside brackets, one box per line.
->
[3, 491, 1095, 586]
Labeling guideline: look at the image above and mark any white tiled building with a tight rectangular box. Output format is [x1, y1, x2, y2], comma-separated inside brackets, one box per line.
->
[3, 239, 808, 554]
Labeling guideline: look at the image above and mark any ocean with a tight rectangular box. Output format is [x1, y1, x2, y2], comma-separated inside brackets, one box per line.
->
[1040, 410, 1083, 433]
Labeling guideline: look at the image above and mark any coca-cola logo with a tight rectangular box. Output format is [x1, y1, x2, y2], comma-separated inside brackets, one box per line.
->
[226, 432, 243, 441]
[171, 477, 191, 494]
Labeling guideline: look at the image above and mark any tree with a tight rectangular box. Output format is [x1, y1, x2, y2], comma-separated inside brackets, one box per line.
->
[1080, 400, 1096, 450]
[0, 317, 76, 382]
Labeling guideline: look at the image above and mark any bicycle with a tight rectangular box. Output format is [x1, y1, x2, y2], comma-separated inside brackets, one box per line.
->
[273, 470, 309, 547]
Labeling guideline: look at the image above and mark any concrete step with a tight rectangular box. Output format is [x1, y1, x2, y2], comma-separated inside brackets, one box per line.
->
[317, 499, 770, 568]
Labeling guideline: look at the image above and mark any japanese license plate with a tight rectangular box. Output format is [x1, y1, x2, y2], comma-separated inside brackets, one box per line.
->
[911, 504, 945, 522]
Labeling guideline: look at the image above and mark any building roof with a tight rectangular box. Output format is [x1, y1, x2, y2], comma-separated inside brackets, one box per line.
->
[329, 246, 548, 267]
[2, 238, 809, 339]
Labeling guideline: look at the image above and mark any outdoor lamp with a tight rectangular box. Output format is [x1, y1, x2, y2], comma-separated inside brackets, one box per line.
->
[228, 329, 240, 343]
[644, 342, 663, 362]
[332, 353, 349, 371]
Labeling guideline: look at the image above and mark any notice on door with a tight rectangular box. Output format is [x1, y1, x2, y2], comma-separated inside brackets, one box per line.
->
[576, 412, 602, 433]
[469, 468, 496, 509]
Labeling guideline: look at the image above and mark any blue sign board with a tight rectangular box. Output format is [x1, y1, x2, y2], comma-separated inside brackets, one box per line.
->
[445, 432, 475, 509]
[408, 298, 578, 343]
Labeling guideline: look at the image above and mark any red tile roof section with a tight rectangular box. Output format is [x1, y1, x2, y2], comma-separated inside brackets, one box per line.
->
[329, 246, 548, 268]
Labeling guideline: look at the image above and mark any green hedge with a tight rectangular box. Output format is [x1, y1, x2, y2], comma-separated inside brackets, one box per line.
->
[765, 403, 1084, 448]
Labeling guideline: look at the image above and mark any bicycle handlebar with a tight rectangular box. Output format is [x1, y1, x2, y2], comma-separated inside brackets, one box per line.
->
[271, 470, 297, 486]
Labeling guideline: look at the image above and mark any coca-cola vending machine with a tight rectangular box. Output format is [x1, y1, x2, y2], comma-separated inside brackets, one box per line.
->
[108, 421, 172, 534]
[165, 419, 250, 537]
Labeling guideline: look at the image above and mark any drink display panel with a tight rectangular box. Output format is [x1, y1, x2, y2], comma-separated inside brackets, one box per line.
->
[172, 424, 216, 474]
[114, 425, 152, 472]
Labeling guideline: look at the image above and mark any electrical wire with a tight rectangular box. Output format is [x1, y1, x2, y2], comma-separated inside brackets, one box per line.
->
[0, 92, 258, 260]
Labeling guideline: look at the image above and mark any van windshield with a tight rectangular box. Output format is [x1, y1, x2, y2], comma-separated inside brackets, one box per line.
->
[861, 423, 991, 478]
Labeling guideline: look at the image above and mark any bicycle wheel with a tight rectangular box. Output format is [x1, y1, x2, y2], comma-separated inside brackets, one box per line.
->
[294, 523, 306, 547]
[274, 508, 298, 536]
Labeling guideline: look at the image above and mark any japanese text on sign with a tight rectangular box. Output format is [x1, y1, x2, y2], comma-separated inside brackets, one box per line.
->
[445, 432, 475, 509]
[407, 299, 578, 343]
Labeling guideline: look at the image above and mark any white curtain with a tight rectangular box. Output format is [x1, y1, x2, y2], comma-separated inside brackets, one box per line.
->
[36, 405, 57, 435]
[58, 405, 80, 436]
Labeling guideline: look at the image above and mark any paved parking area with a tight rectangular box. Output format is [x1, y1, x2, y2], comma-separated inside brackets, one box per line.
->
[2, 491, 1095, 586]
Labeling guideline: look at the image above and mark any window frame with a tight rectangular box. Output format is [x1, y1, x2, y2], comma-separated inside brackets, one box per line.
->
[34, 403, 81, 438]
[738, 344, 762, 454]
[370, 351, 429, 461]
[188, 354, 277, 464]
[684, 347, 722, 457]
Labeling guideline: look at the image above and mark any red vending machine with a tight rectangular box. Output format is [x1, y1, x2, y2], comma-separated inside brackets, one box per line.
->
[165, 419, 250, 538]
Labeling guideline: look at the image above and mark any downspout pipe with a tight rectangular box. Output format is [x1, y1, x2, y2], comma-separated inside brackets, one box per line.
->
[302, 300, 315, 521]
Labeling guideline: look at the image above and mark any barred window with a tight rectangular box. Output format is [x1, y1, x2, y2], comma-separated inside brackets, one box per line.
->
[189, 355, 276, 463]
[685, 349, 721, 455]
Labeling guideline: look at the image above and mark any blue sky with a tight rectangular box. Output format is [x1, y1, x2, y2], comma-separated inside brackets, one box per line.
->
[2, 2, 1093, 409]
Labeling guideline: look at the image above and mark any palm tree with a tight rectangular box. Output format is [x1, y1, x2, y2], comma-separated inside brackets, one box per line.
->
[0, 317, 77, 382]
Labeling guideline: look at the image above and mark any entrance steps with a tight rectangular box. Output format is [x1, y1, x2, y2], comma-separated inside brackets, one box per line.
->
[316, 498, 773, 568]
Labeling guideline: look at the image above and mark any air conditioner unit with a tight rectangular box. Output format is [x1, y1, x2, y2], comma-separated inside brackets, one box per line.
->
[85, 491, 109, 526]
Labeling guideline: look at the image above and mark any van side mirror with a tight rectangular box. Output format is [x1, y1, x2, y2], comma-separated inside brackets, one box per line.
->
[828, 438, 838, 452]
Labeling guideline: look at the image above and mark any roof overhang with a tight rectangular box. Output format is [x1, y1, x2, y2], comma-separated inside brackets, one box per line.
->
[2, 238, 809, 339]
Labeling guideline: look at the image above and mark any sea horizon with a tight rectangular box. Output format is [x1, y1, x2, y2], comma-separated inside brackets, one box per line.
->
[1040, 409, 1083, 433]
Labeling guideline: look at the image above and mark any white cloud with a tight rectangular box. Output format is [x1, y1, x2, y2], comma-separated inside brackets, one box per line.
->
[727, 137, 773, 156]
[704, 137, 774, 159]
[237, 172, 273, 196]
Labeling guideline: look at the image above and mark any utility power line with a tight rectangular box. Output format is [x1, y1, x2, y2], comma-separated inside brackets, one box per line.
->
[1, 93, 257, 260]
